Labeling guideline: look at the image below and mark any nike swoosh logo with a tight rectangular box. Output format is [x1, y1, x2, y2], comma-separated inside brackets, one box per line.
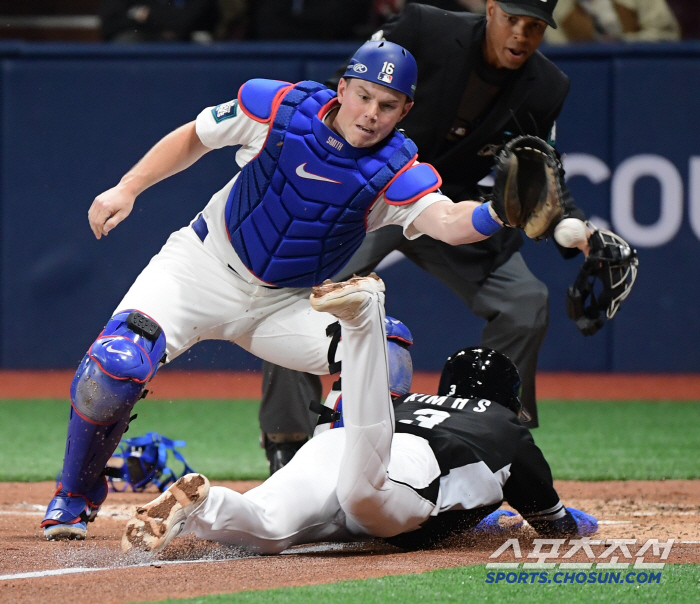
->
[106, 343, 133, 357]
[295, 163, 342, 184]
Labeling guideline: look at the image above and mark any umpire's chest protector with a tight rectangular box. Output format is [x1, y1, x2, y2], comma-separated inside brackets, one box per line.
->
[225, 80, 419, 288]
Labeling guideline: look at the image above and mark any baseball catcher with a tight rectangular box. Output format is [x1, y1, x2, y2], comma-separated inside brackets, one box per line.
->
[122, 275, 597, 555]
[44, 39, 579, 540]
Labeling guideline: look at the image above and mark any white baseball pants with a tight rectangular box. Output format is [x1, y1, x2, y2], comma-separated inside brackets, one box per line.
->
[116, 225, 337, 374]
[181, 290, 440, 553]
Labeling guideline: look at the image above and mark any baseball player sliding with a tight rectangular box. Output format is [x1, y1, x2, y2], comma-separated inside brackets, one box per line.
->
[122, 274, 597, 554]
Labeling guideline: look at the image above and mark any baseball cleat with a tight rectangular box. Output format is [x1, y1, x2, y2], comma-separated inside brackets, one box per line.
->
[41, 479, 107, 541]
[310, 273, 385, 320]
[472, 510, 524, 534]
[567, 507, 598, 536]
[43, 520, 88, 541]
[122, 473, 210, 554]
[42, 491, 90, 540]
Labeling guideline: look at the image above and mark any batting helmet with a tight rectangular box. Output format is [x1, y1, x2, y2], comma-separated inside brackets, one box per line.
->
[343, 40, 418, 100]
[437, 347, 527, 419]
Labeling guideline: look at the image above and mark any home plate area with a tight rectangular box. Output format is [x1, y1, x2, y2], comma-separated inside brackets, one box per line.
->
[0, 480, 698, 604]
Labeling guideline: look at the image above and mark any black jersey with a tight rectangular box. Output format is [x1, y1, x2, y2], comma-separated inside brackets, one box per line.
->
[394, 392, 527, 478]
[386, 393, 574, 549]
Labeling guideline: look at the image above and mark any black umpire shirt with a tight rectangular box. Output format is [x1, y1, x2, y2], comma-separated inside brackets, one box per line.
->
[329, 4, 584, 280]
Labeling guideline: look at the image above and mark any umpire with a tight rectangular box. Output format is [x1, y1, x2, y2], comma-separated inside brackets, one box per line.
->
[260, 0, 586, 471]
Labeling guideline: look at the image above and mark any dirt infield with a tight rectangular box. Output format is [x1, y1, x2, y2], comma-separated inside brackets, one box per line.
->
[1, 480, 698, 604]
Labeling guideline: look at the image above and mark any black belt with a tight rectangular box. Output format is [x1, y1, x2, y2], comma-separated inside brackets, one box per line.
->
[191, 214, 209, 242]
[191, 215, 281, 290]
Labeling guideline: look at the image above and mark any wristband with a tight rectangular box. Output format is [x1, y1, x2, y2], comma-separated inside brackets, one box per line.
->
[472, 202, 503, 236]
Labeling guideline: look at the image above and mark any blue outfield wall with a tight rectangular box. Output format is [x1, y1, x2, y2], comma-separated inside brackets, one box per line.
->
[1, 41, 699, 372]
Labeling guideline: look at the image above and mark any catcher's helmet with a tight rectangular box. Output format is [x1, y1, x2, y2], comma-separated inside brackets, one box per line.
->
[437, 347, 527, 419]
[106, 432, 195, 492]
[343, 41, 417, 100]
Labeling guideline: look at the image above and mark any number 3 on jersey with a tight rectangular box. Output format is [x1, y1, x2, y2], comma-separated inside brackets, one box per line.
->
[399, 408, 450, 429]
[398, 398, 493, 428]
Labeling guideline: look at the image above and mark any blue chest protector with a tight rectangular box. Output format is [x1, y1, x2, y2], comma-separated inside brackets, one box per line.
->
[225, 80, 419, 288]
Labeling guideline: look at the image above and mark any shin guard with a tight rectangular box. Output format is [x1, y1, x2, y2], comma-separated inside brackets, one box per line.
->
[60, 311, 166, 495]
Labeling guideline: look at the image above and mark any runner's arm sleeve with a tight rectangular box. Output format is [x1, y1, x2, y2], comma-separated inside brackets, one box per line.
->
[503, 434, 578, 536]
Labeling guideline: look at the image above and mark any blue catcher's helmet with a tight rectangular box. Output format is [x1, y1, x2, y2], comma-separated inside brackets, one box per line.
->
[343, 40, 418, 100]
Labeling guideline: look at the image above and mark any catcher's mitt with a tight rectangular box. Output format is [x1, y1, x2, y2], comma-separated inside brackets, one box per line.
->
[491, 135, 566, 240]
[566, 227, 639, 336]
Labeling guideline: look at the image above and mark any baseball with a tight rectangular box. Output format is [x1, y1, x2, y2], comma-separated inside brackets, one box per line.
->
[554, 218, 588, 248]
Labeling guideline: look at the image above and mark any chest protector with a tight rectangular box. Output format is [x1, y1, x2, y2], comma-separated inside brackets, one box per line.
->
[225, 81, 418, 288]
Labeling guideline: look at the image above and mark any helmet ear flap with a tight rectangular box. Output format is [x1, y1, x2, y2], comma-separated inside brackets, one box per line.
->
[437, 364, 456, 398]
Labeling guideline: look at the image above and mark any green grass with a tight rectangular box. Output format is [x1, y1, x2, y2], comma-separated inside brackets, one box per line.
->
[534, 401, 700, 480]
[0, 399, 266, 481]
[127, 564, 700, 604]
[0, 399, 699, 481]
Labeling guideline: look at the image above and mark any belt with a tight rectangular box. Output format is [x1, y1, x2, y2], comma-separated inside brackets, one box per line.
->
[191, 214, 209, 242]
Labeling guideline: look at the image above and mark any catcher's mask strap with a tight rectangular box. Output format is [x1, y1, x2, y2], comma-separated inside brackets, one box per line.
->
[566, 262, 606, 336]
[101, 467, 122, 479]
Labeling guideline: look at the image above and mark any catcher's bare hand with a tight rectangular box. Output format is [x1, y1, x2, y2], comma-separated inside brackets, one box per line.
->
[88, 185, 136, 239]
